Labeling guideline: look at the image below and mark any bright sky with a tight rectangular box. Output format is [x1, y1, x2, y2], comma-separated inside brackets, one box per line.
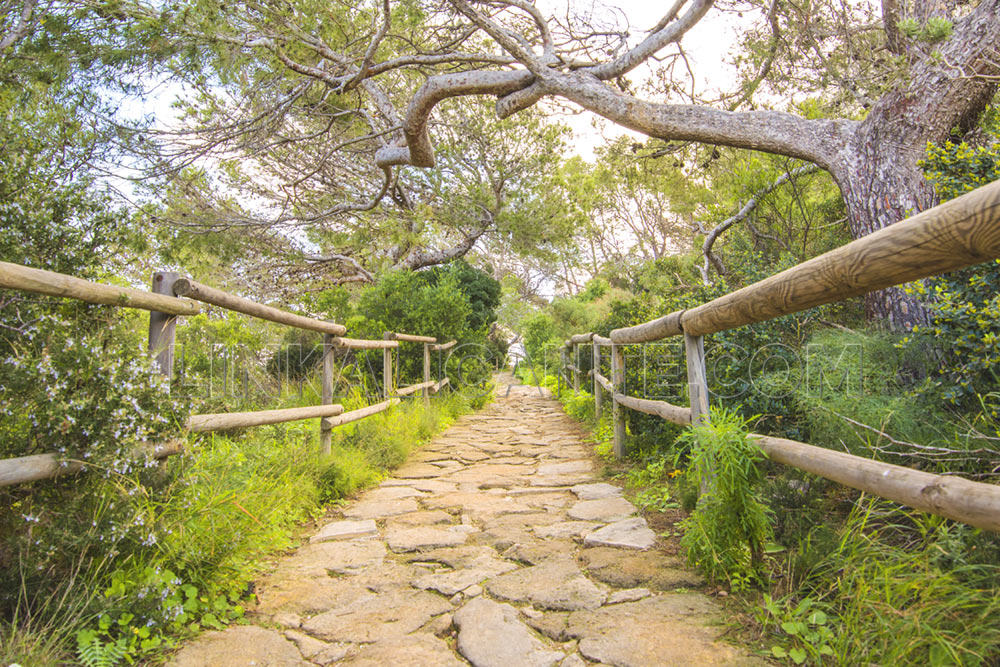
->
[542, 1, 747, 160]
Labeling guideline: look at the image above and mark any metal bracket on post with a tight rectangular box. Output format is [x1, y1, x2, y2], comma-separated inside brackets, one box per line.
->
[611, 343, 626, 459]
[321, 333, 334, 456]
[148, 271, 180, 380]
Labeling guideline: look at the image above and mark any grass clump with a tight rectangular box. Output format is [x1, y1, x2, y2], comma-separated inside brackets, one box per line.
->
[679, 407, 774, 592]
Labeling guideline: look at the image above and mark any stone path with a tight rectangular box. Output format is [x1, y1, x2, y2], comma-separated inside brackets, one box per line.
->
[170, 379, 762, 666]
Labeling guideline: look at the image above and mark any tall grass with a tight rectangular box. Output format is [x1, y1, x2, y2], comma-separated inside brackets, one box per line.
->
[0, 387, 482, 665]
[761, 500, 1000, 664]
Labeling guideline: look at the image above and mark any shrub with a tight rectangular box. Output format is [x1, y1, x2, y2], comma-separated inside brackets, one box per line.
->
[679, 407, 773, 591]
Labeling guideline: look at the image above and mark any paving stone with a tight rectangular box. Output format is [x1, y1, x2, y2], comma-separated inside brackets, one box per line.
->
[570, 483, 623, 500]
[301, 589, 452, 643]
[342, 496, 420, 519]
[607, 588, 652, 604]
[502, 540, 579, 565]
[567, 497, 637, 522]
[580, 547, 706, 590]
[566, 595, 761, 666]
[424, 491, 537, 517]
[484, 558, 607, 611]
[379, 478, 459, 493]
[537, 460, 593, 476]
[363, 486, 426, 501]
[386, 526, 470, 552]
[583, 517, 657, 550]
[385, 509, 456, 527]
[559, 654, 588, 667]
[394, 462, 450, 478]
[412, 558, 515, 596]
[340, 633, 466, 666]
[534, 521, 603, 540]
[453, 597, 565, 667]
[524, 611, 570, 641]
[283, 629, 332, 660]
[422, 612, 455, 638]
[310, 519, 378, 543]
[170, 626, 308, 666]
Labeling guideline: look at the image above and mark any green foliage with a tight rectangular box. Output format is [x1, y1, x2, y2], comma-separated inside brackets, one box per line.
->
[779, 502, 1000, 665]
[906, 130, 1000, 407]
[762, 595, 835, 665]
[679, 408, 773, 591]
[626, 458, 681, 513]
[897, 17, 953, 43]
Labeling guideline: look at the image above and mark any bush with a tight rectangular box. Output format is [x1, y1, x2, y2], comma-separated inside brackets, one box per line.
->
[679, 407, 773, 591]
[908, 126, 1000, 408]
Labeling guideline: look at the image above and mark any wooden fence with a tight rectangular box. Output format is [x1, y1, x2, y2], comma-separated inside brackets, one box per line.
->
[0, 262, 455, 487]
[559, 179, 1000, 532]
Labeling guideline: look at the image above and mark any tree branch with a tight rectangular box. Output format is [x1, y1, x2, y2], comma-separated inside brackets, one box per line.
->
[698, 164, 819, 284]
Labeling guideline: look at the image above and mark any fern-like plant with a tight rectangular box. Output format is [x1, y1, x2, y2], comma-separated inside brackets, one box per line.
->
[76, 628, 129, 667]
[679, 407, 774, 591]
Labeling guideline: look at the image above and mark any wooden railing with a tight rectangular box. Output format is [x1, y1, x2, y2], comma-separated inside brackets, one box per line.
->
[559, 179, 1000, 531]
[0, 263, 455, 487]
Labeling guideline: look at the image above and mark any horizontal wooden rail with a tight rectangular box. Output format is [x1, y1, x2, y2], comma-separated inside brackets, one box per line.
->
[173, 278, 345, 335]
[395, 380, 436, 397]
[569, 332, 594, 344]
[0, 440, 186, 487]
[566, 364, 581, 374]
[430, 340, 457, 351]
[321, 399, 399, 429]
[752, 434, 1000, 532]
[186, 404, 345, 433]
[432, 377, 450, 393]
[594, 372, 613, 393]
[683, 179, 1000, 337]
[387, 332, 437, 343]
[0, 261, 201, 316]
[593, 335, 612, 346]
[614, 393, 690, 425]
[611, 311, 684, 344]
[332, 337, 399, 350]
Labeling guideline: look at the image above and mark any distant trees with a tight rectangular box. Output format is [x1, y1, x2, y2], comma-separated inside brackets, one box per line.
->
[146, 0, 998, 326]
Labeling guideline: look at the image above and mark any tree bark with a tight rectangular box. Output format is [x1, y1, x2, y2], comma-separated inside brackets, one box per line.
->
[829, 0, 1000, 327]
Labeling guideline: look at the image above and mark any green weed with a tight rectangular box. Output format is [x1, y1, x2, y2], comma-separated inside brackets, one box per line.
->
[679, 407, 773, 591]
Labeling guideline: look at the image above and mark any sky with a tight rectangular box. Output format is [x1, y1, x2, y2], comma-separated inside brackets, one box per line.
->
[541, 1, 748, 159]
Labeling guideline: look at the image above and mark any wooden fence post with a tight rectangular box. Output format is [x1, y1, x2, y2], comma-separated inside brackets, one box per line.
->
[684, 331, 712, 493]
[320, 333, 334, 456]
[592, 340, 602, 421]
[684, 332, 709, 424]
[611, 343, 626, 459]
[558, 348, 565, 394]
[423, 343, 431, 407]
[383, 332, 393, 399]
[573, 343, 580, 394]
[148, 271, 180, 379]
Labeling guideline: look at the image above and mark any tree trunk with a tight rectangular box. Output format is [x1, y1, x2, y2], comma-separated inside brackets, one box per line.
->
[835, 133, 937, 328]
[830, 1, 1000, 329]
